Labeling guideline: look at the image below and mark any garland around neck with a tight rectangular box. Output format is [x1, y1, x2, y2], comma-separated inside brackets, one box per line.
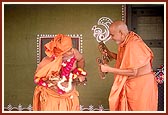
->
[57, 56, 76, 94]
[34, 56, 87, 95]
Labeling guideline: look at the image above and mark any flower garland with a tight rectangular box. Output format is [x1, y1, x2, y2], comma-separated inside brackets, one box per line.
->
[34, 56, 87, 94]
[155, 65, 164, 84]
[57, 56, 76, 94]
[57, 56, 87, 94]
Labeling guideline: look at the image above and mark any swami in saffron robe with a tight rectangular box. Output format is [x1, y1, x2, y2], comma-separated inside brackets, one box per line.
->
[109, 31, 158, 111]
[33, 34, 80, 111]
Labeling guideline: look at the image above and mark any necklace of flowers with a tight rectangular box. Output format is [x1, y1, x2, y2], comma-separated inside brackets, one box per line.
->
[34, 55, 87, 94]
[57, 56, 76, 94]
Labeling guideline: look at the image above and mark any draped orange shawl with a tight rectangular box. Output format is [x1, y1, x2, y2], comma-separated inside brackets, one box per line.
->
[109, 31, 158, 111]
[34, 34, 72, 83]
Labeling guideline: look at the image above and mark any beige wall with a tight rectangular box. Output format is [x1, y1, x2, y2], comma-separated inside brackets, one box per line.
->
[4, 4, 122, 108]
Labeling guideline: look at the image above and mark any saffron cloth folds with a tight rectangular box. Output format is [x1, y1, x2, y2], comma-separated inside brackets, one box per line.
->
[109, 31, 158, 111]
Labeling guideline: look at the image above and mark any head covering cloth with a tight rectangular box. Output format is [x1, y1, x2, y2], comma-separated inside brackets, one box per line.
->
[34, 34, 73, 82]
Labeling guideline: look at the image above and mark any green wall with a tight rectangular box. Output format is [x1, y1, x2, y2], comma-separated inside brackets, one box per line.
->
[4, 4, 122, 109]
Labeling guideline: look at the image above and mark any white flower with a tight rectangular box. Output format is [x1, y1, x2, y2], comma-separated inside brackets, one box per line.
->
[57, 74, 73, 92]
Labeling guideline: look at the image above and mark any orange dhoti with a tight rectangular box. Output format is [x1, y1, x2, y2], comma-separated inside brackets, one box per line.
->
[109, 73, 158, 111]
[33, 86, 80, 111]
[125, 73, 158, 110]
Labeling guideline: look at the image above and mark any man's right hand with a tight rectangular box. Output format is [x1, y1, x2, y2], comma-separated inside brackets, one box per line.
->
[100, 64, 110, 73]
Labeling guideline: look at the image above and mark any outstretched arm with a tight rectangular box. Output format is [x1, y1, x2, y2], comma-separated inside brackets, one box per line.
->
[101, 64, 138, 76]
[100, 61, 152, 77]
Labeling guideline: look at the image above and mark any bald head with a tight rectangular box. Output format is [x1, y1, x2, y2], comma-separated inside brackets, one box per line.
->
[110, 21, 129, 36]
[109, 21, 129, 44]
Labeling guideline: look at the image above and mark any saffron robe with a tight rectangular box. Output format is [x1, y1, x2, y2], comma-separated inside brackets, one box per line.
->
[33, 85, 80, 111]
[33, 34, 81, 111]
[33, 56, 80, 111]
[109, 31, 158, 111]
